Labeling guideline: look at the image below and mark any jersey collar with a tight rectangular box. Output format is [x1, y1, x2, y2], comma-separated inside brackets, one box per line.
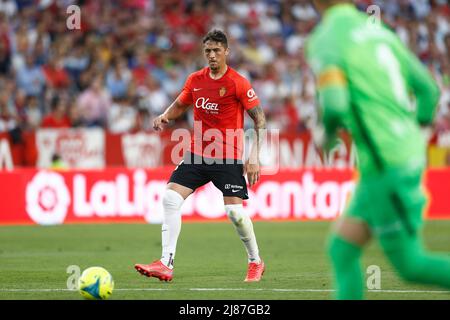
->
[208, 65, 229, 81]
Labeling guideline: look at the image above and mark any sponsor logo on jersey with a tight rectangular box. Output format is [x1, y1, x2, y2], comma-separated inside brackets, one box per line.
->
[224, 184, 243, 190]
[195, 97, 219, 111]
[247, 88, 258, 102]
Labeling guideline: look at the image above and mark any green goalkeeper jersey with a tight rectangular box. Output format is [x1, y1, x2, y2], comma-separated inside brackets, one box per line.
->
[306, 3, 440, 177]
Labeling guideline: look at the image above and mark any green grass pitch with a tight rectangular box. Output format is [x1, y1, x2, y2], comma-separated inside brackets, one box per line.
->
[0, 221, 449, 300]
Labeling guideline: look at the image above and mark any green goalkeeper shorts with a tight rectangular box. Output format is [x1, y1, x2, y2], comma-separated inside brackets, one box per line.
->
[344, 166, 427, 250]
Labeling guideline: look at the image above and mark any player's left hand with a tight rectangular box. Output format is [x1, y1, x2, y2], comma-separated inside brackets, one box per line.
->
[244, 161, 260, 187]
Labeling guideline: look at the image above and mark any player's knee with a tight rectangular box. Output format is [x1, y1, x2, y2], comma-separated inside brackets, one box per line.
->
[224, 204, 246, 226]
[162, 189, 184, 213]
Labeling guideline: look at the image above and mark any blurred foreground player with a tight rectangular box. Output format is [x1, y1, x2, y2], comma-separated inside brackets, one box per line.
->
[135, 30, 266, 282]
[307, 0, 450, 299]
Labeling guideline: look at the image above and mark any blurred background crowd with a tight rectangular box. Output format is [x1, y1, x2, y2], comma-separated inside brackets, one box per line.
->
[0, 0, 448, 135]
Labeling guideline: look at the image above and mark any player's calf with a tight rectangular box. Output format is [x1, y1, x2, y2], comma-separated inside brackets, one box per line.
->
[225, 204, 261, 263]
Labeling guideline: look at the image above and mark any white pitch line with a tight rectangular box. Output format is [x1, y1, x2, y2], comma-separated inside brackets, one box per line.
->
[367, 289, 450, 294]
[0, 289, 73, 292]
[0, 288, 449, 294]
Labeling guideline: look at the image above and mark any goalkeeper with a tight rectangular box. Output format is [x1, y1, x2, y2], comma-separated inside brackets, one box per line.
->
[306, 0, 450, 299]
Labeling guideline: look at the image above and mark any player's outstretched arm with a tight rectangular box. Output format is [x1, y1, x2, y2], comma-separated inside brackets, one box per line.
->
[153, 98, 191, 131]
[245, 105, 266, 186]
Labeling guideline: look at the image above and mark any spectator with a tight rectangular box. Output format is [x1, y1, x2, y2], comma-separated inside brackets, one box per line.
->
[76, 74, 111, 127]
[23, 95, 42, 130]
[131, 49, 149, 86]
[0, 93, 17, 132]
[291, 0, 317, 21]
[0, 0, 17, 18]
[10, 24, 29, 72]
[241, 35, 267, 66]
[283, 96, 302, 133]
[50, 153, 68, 169]
[162, 68, 184, 99]
[15, 53, 46, 98]
[42, 55, 70, 90]
[64, 44, 90, 88]
[138, 74, 169, 116]
[133, 107, 151, 132]
[41, 96, 71, 128]
[108, 96, 137, 133]
[0, 38, 10, 75]
[106, 57, 132, 99]
[68, 101, 83, 128]
[286, 21, 308, 56]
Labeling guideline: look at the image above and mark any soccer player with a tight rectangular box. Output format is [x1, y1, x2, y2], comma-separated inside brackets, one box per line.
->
[135, 30, 266, 282]
[307, 0, 450, 299]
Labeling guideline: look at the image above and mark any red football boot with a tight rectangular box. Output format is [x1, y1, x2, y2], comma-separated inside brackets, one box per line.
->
[244, 260, 265, 282]
[134, 260, 173, 282]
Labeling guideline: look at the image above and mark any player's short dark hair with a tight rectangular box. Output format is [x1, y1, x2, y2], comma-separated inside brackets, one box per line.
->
[202, 29, 228, 48]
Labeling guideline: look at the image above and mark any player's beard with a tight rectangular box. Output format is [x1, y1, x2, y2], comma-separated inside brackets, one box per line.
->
[209, 61, 219, 72]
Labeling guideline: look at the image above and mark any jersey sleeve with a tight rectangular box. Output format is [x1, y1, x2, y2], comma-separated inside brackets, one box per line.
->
[235, 76, 260, 110]
[177, 74, 194, 106]
[306, 42, 349, 148]
[398, 42, 440, 126]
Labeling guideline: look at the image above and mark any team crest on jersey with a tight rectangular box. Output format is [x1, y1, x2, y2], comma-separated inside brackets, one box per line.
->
[219, 87, 226, 97]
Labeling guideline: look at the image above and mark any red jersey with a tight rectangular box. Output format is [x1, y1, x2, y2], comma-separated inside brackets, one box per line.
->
[41, 115, 71, 128]
[178, 66, 260, 160]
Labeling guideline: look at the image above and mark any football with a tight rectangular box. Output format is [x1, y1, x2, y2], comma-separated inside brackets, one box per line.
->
[78, 266, 114, 300]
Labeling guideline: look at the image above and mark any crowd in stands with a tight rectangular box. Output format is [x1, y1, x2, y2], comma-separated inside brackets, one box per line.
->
[0, 0, 448, 136]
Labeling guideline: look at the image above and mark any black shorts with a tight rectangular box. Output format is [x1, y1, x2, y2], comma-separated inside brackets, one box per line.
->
[169, 152, 249, 200]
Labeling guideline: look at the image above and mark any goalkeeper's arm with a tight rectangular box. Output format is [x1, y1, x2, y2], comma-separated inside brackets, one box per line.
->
[404, 46, 440, 126]
[312, 66, 350, 152]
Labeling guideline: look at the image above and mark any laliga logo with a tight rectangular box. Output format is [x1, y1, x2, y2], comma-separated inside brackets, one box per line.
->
[195, 97, 219, 111]
[26, 171, 70, 225]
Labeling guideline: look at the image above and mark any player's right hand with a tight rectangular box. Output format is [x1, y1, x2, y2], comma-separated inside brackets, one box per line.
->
[153, 114, 170, 131]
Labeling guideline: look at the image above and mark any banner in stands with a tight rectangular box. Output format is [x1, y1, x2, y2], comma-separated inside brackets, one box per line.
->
[2, 128, 449, 169]
[35, 129, 105, 168]
[0, 129, 355, 169]
[0, 168, 449, 225]
[107, 131, 356, 169]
